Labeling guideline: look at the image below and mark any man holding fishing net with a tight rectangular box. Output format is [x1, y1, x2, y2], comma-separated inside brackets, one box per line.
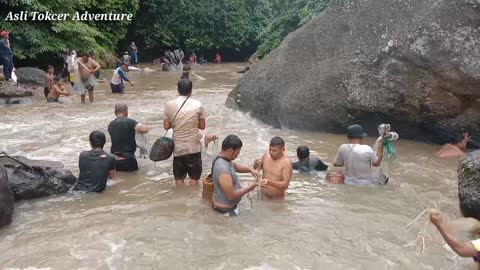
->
[332, 124, 387, 185]
[76, 53, 100, 103]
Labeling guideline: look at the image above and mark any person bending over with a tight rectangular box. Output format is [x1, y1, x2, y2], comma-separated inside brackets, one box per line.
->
[436, 132, 472, 159]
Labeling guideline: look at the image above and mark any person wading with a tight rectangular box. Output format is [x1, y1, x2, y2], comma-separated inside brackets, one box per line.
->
[74, 131, 116, 193]
[108, 104, 150, 172]
[163, 79, 205, 185]
[212, 135, 259, 216]
[254, 137, 293, 199]
[333, 124, 386, 185]
[0, 31, 13, 82]
[76, 53, 100, 103]
[110, 63, 134, 94]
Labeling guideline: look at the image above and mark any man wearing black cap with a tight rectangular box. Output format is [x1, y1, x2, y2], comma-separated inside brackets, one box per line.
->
[333, 124, 385, 185]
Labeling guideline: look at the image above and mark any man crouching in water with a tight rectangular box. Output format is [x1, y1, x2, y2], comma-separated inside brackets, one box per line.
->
[254, 137, 293, 198]
[108, 104, 150, 171]
[212, 135, 259, 216]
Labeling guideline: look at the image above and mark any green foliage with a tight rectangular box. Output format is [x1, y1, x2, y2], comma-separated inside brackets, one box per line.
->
[135, 0, 269, 53]
[0, 0, 138, 61]
[255, 0, 330, 59]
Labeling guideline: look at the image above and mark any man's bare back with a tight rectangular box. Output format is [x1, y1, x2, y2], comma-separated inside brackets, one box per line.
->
[258, 152, 293, 198]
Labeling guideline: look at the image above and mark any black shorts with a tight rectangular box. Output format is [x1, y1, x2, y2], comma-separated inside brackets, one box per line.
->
[116, 157, 138, 172]
[173, 152, 202, 180]
[111, 83, 124, 94]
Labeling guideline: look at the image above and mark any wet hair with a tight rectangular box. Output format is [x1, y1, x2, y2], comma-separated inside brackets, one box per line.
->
[114, 103, 128, 115]
[177, 79, 193, 96]
[89, 131, 106, 148]
[270, 136, 285, 147]
[47, 65, 53, 70]
[222, 135, 243, 151]
[450, 132, 465, 144]
[53, 75, 64, 82]
[81, 52, 90, 58]
[297, 146, 310, 160]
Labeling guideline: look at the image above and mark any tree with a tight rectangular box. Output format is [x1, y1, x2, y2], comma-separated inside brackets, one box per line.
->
[0, 0, 139, 63]
[255, 0, 330, 59]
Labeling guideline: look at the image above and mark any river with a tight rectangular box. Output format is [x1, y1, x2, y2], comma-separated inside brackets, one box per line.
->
[0, 64, 468, 269]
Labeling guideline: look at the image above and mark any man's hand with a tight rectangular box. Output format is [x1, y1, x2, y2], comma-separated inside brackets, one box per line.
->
[463, 133, 472, 144]
[129, 81, 134, 86]
[247, 181, 258, 192]
[250, 168, 259, 179]
[430, 209, 442, 226]
[253, 159, 262, 170]
[260, 179, 270, 187]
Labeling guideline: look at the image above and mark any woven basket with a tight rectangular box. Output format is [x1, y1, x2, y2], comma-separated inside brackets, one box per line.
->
[202, 173, 214, 201]
[326, 171, 345, 184]
[149, 136, 174, 162]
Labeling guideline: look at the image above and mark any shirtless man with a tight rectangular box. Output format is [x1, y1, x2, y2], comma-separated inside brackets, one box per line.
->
[44, 65, 54, 100]
[47, 76, 70, 103]
[436, 132, 471, 159]
[77, 53, 100, 103]
[254, 137, 293, 198]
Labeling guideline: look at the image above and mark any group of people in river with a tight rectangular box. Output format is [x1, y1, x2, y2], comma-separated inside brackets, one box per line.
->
[67, 75, 404, 217]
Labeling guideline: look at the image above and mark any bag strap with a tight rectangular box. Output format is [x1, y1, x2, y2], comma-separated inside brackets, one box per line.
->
[211, 155, 230, 172]
[164, 96, 190, 136]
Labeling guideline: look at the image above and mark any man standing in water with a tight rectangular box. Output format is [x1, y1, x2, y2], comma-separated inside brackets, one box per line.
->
[74, 131, 116, 193]
[110, 63, 134, 94]
[333, 124, 386, 185]
[0, 31, 13, 81]
[254, 137, 293, 198]
[77, 53, 100, 103]
[212, 135, 259, 216]
[108, 104, 150, 172]
[164, 79, 206, 185]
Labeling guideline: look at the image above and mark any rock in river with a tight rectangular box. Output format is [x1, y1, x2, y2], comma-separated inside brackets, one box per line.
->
[0, 164, 14, 228]
[459, 150, 480, 220]
[15, 67, 47, 87]
[0, 155, 77, 201]
[227, 0, 480, 145]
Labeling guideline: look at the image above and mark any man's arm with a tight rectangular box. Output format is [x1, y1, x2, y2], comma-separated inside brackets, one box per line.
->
[108, 157, 115, 179]
[118, 69, 131, 83]
[92, 60, 101, 72]
[232, 161, 259, 178]
[198, 118, 206, 130]
[253, 153, 266, 170]
[431, 211, 477, 257]
[372, 139, 384, 167]
[219, 173, 256, 200]
[198, 106, 206, 130]
[333, 145, 344, 167]
[135, 123, 150, 134]
[163, 105, 172, 130]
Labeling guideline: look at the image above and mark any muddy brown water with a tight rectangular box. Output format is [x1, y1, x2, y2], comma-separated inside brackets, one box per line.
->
[0, 64, 469, 269]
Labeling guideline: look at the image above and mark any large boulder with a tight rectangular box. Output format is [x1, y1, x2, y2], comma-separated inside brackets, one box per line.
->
[0, 164, 14, 228]
[459, 150, 480, 220]
[227, 0, 480, 145]
[0, 155, 77, 200]
[0, 81, 34, 98]
[15, 67, 47, 87]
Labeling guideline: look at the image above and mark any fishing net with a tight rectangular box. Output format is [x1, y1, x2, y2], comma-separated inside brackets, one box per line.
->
[384, 139, 397, 160]
[149, 136, 174, 162]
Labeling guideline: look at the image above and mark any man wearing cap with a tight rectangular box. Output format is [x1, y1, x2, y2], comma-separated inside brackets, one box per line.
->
[0, 31, 13, 81]
[333, 124, 386, 185]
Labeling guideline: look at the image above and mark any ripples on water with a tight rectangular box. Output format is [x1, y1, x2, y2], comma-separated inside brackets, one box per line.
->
[0, 64, 468, 269]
